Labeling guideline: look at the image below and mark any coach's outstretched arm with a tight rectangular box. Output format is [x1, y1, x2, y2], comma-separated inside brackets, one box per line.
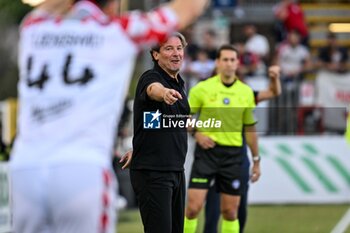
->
[167, 0, 210, 29]
[147, 83, 183, 105]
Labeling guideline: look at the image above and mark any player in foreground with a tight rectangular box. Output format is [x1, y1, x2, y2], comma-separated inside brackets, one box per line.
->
[9, 0, 209, 232]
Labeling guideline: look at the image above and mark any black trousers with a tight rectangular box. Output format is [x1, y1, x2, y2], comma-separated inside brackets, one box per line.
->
[130, 170, 185, 233]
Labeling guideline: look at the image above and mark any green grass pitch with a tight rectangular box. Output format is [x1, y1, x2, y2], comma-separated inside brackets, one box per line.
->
[117, 204, 350, 233]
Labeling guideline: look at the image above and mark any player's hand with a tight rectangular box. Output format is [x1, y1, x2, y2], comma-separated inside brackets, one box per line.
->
[119, 150, 132, 170]
[251, 162, 261, 183]
[194, 132, 216, 149]
[268, 65, 281, 80]
[163, 88, 182, 105]
[38, 0, 73, 15]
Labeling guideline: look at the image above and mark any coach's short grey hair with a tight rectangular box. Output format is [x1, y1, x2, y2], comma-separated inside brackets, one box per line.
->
[150, 32, 188, 62]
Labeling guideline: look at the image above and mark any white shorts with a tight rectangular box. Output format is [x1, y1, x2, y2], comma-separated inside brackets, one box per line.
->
[10, 163, 118, 233]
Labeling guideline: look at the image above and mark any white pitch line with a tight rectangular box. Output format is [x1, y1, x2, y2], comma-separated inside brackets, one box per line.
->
[331, 207, 350, 233]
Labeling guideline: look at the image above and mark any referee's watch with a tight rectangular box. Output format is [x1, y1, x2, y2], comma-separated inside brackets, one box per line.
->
[252, 156, 261, 162]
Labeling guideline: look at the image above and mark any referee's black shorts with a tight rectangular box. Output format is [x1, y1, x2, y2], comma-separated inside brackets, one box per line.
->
[188, 144, 244, 195]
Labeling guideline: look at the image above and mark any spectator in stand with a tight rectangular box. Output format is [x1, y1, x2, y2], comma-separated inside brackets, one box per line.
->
[180, 25, 200, 92]
[243, 24, 270, 76]
[274, 0, 309, 47]
[275, 30, 312, 82]
[244, 24, 270, 60]
[183, 26, 200, 61]
[202, 29, 218, 60]
[234, 41, 260, 79]
[317, 32, 348, 74]
[274, 29, 312, 133]
[188, 48, 216, 86]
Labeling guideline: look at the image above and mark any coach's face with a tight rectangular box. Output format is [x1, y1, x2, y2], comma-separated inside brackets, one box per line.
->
[153, 36, 184, 78]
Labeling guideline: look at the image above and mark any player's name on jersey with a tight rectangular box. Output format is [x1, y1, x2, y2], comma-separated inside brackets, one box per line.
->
[31, 100, 72, 123]
[32, 32, 104, 48]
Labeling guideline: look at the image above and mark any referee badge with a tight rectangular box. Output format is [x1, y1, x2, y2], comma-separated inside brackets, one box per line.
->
[232, 179, 241, 190]
[223, 97, 230, 105]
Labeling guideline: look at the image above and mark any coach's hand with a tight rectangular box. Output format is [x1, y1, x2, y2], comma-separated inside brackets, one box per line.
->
[251, 161, 261, 183]
[119, 150, 132, 169]
[194, 132, 216, 149]
[163, 88, 182, 105]
[147, 83, 182, 105]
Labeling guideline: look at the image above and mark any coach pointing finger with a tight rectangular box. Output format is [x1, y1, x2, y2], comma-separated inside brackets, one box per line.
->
[130, 33, 190, 233]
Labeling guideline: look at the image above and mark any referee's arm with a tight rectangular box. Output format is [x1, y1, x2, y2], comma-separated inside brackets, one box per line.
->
[245, 125, 261, 182]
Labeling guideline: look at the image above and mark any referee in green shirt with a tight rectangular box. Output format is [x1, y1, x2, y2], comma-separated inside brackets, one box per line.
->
[184, 44, 260, 233]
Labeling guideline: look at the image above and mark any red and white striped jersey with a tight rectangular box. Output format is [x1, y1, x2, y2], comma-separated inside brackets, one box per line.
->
[11, 1, 178, 168]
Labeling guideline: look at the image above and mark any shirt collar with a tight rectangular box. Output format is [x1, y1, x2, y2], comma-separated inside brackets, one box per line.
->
[153, 63, 185, 87]
[215, 74, 238, 87]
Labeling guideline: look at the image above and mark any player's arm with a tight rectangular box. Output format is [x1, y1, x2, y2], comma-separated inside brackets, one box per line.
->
[119, 0, 210, 46]
[302, 52, 313, 73]
[167, 0, 210, 30]
[245, 125, 261, 182]
[256, 65, 281, 102]
[36, 0, 73, 15]
[147, 82, 182, 105]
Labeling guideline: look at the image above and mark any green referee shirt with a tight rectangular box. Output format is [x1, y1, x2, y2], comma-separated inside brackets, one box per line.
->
[189, 75, 257, 147]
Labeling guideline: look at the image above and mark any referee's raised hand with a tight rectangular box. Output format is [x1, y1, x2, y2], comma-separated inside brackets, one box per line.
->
[268, 65, 281, 80]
